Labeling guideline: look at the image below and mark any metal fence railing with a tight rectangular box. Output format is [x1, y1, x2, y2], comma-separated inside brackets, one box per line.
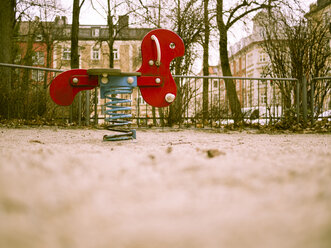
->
[310, 77, 331, 124]
[135, 75, 300, 127]
[0, 63, 330, 128]
[0, 62, 65, 122]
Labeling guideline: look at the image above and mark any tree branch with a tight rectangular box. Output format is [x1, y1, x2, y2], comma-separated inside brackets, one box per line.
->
[79, 0, 86, 10]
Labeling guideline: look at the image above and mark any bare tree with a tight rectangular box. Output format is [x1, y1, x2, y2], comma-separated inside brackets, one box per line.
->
[0, 0, 16, 118]
[258, 6, 330, 122]
[202, 0, 210, 125]
[89, 0, 140, 68]
[0, 0, 63, 119]
[36, 3, 67, 115]
[125, 0, 167, 28]
[71, 0, 85, 69]
[216, 0, 285, 124]
[168, 0, 204, 126]
[69, 0, 85, 123]
[127, 0, 204, 126]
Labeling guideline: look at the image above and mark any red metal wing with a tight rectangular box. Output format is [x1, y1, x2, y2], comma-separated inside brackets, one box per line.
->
[49, 69, 98, 106]
[137, 29, 185, 107]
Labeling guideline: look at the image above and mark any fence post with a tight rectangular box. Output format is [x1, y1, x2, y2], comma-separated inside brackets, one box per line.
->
[311, 80, 315, 125]
[78, 92, 82, 126]
[296, 80, 300, 123]
[302, 76, 308, 126]
[86, 90, 90, 126]
[69, 105, 73, 123]
[94, 88, 98, 125]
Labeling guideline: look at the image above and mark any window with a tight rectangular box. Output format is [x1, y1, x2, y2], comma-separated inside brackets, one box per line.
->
[14, 54, 22, 64]
[31, 70, 45, 82]
[62, 48, 71, 60]
[35, 34, 43, 41]
[213, 80, 218, 88]
[92, 28, 100, 37]
[259, 52, 266, 62]
[92, 48, 100, 60]
[323, 12, 330, 25]
[32, 51, 45, 65]
[113, 48, 119, 60]
[247, 53, 253, 66]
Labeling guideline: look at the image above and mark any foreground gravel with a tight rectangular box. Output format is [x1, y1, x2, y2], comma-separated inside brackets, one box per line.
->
[0, 127, 330, 248]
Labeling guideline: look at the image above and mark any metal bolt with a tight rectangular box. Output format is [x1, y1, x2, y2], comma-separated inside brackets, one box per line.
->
[165, 93, 176, 103]
[72, 77, 79, 84]
[127, 77, 134, 84]
[101, 76, 108, 84]
[149, 60, 154, 66]
[155, 78, 161, 84]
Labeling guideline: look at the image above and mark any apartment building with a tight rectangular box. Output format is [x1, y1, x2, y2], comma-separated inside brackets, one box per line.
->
[305, 0, 331, 56]
[225, 1, 331, 117]
[15, 15, 154, 122]
[227, 12, 272, 109]
[16, 17, 54, 83]
[50, 16, 153, 120]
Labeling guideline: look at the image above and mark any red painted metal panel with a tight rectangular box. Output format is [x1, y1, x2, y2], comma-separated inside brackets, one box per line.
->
[49, 69, 98, 106]
[137, 29, 185, 107]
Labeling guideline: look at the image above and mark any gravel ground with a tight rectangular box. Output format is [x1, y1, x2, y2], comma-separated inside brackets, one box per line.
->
[0, 127, 330, 248]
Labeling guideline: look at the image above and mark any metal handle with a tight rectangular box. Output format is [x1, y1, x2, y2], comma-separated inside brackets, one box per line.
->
[151, 35, 161, 66]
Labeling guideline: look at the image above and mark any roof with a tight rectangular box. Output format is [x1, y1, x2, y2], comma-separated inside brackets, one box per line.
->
[54, 25, 153, 41]
[305, 0, 331, 17]
[17, 16, 154, 42]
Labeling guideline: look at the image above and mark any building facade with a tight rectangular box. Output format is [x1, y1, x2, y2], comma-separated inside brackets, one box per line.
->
[50, 16, 153, 121]
[225, 1, 330, 114]
[15, 15, 154, 122]
[227, 14, 272, 109]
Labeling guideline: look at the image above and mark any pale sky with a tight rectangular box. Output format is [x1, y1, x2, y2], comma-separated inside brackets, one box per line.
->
[58, 0, 317, 42]
[57, 0, 318, 67]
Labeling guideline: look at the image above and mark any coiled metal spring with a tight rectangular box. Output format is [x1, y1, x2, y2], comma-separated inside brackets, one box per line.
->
[103, 86, 136, 141]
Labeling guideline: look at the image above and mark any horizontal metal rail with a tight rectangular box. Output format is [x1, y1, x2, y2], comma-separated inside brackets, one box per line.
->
[2, 62, 328, 128]
[174, 75, 298, 81]
[312, 77, 331, 80]
[0, 62, 66, 73]
[0, 64, 300, 82]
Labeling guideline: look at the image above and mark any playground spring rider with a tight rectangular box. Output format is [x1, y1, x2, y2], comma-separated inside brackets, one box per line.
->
[49, 29, 185, 141]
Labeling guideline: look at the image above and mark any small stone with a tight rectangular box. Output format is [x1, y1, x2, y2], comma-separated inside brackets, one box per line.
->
[148, 154, 155, 160]
[29, 140, 44, 144]
[206, 149, 226, 158]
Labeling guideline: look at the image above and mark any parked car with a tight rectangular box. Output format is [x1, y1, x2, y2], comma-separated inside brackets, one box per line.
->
[318, 110, 331, 121]
[215, 106, 283, 126]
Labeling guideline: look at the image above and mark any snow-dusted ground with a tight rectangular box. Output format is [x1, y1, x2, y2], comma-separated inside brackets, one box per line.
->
[0, 127, 330, 248]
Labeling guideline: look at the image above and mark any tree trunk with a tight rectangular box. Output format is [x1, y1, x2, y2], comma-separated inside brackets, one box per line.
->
[152, 107, 157, 126]
[71, 0, 83, 123]
[168, 57, 183, 126]
[159, 108, 165, 126]
[107, 0, 115, 68]
[216, 0, 242, 124]
[219, 38, 242, 123]
[0, 0, 15, 118]
[167, 0, 183, 126]
[71, 0, 80, 69]
[202, 0, 210, 125]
